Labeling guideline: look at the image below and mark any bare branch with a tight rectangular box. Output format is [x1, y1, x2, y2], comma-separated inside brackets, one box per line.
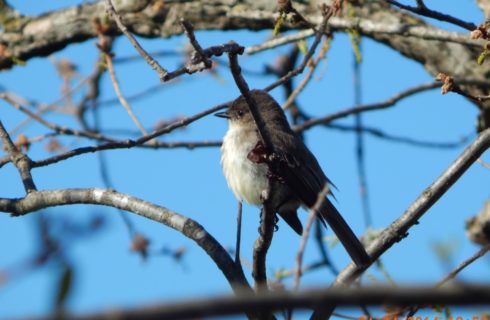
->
[437, 73, 490, 103]
[311, 126, 490, 319]
[325, 123, 471, 149]
[384, 0, 477, 31]
[294, 184, 330, 290]
[405, 245, 490, 316]
[282, 36, 330, 111]
[264, 4, 333, 92]
[98, 35, 148, 136]
[1, 93, 119, 143]
[0, 188, 255, 301]
[478, 158, 490, 171]
[104, 0, 168, 81]
[228, 44, 276, 294]
[252, 192, 277, 294]
[26, 104, 226, 168]
[0, 120, 36, 193]
[163, 42, 245, 82]
[180, 19, 212, 69]
[23, 285, 490, 320]
[295, 80, 489, 132]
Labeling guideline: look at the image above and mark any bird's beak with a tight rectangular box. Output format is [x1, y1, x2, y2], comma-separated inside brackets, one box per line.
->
[214, 111, 230, 119]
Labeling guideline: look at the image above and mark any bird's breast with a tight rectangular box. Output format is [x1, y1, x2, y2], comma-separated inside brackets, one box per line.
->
[221, 124, 269, 205]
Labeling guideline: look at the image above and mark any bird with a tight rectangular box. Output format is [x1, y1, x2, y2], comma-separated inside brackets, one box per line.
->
[215, 89, 370, 267]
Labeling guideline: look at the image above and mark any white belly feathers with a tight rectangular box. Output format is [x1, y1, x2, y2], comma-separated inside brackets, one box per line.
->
[221, 123, 269, 205]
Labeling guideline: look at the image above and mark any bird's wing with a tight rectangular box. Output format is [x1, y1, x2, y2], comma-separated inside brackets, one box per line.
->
[270, 130, 332, 207]
[270, 130, 371, 267]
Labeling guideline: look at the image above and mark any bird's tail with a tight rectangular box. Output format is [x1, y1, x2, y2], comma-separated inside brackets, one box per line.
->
[318, 200, 370, 267]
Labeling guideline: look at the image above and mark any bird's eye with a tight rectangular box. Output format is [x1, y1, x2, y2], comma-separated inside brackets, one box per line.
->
[237, 110, 244, 117]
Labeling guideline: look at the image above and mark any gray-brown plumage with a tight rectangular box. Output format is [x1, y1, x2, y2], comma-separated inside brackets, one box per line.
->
[216, 90, 370, 267]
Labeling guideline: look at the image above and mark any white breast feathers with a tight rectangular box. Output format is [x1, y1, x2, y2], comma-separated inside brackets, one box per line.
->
[221, 122, 269, 206]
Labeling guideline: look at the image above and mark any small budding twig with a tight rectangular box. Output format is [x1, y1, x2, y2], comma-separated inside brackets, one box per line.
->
[437, 73, 490, 102]
[276, 0, 316, 30]
[163, 41, 244, 82]
[180, 19, 212, 69]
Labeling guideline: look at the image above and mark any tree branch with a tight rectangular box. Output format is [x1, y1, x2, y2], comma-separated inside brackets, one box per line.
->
[23, 285, 490, 320]
[0, 188, 256, 304]
[0, 119, 36, 193]
[104, 0, 168, 81]
[384, 0, 477, 31]
[311, 126, 490, 319]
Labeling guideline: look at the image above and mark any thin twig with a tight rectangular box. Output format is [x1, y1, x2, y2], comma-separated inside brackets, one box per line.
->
[384, 0, 477, 31]
[163, 42, 245, 82]
[406, 244, 490, 317]
[478, 158, 490, 171]
[90, 84, 148, 259]
[352, 41, 372, 228]
[282, 36, 330, 110]
[98, 35, 148, 136]
[294, 184, 330, 290]
[1, 93, 119, 143]
[180, 19, 212, 69]
[10, 77, 91, 135]
[28, 104, 226, 168]
[325, 123, 471, 149]
[264, 3, 333, 92]
[295, 80, 490, 133]
[437, 73, 490, 103]
[314, 222, 339, 276]
[295, 82, 442, 132]
[235, 201, 243, 266]
[104, 0, 168, 81]
[246, 30, 316, 55]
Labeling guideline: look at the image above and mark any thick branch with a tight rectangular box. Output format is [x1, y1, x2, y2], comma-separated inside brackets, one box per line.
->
[0, 188, 254, 302]
[3, 0, 487, 89]
[26, 285, 490, 320]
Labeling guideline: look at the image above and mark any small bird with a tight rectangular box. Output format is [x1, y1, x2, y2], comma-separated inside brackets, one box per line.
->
[215, 90, 370, 267]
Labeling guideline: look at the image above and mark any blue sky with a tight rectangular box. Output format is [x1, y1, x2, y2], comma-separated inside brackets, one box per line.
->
[0, 1, 489, 319]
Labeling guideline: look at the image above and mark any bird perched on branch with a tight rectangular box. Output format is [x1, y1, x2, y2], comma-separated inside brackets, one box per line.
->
[215, 90, 370, 267]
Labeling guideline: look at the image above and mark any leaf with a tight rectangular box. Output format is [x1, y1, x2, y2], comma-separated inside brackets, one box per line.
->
[11, 56, 26, 66]
[296, 39, 308, 55]
[477, 49, 490, 65]
[346, 3, 362, 63]
[348, 30, 362, 63]
[273, 14, 284, 36]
